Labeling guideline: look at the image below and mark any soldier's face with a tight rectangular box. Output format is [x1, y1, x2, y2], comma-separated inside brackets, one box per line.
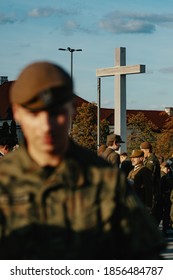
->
[140, 148, 149, 157]
[131, 156, 143, 166]
[113, 141, 121, 151]
[13, 102, 73, 155]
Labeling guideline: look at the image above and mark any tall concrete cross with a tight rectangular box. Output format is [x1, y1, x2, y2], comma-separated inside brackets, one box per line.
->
[96, 47, 146, 151]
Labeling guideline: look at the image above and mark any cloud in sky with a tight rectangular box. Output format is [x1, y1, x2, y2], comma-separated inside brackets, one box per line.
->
[63, 20, 80, 33]
[27, 7, 72, 18]
[0, 13, 17, 24]
[62, 20, 96, 35]
[2, 6, 173, 36]
[99, 11, 173, 34]
[1, 1, 173, 111]
[0, 6, 75, 25]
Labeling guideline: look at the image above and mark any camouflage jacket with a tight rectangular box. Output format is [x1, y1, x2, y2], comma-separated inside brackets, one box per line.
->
[0, 140, 165, 259]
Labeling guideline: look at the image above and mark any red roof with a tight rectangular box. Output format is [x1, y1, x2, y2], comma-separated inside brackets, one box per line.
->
[73, 95, 89, 107]
[0, 81, 171, 130]
[127, 109, 170, 130]
[0, 81, 14, 119]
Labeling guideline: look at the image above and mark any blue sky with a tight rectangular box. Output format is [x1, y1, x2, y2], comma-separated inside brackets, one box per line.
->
[1, 0, 173, 110]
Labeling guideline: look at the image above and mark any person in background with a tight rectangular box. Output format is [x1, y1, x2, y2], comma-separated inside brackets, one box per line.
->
[166, 156, 173, 228]
[128, 150, 154, 212]
[158, 155, 164, 165]
[0, 136, 14, 159]
[101, 134, 125, 167]
[170, 189, 173, 229]
[120, 152, 133, 177]
[12, 144, 20, 152]
[97, 144, 107, 157]
[140, 141, 161, 225]
[0, 61, 165, 260]
[160, 161, 172, 235]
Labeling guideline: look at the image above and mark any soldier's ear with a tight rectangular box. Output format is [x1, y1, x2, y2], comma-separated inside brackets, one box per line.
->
[4, 145, 9, 152]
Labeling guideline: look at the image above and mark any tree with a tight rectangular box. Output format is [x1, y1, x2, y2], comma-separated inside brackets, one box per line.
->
[127, 112, 158, 154]
[155, 116, 173, 159]
[71, 102, 109, 152]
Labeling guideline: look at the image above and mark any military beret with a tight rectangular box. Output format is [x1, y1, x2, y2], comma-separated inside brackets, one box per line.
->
[140, 141, 152, 150]
[10, 61, 76, 111]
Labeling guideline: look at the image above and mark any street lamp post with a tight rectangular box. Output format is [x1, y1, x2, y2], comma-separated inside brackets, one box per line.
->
[58, 47, 82, 133]
[58, 47, 82, 81]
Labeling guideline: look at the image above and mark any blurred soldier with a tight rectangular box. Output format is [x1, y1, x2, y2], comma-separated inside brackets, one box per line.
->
[120, 152, 133, 177]
[0, 61, 165, 260]
[101, 134, 125, 167]
[128, 150, 153, 211]
[140, 141, 161, 224]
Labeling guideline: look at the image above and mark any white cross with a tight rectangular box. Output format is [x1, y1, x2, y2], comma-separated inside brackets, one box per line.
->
[96, 47, 146, 151]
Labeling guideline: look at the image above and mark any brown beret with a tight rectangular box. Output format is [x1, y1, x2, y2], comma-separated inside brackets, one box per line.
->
[130, 150, 144, 158]
[107, 134, 125, 144]
[10, 61, 75, 111]
[140, 141, 152, 149]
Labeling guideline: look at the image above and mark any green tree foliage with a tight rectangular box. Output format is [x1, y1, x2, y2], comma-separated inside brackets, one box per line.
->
[127, 112, 158, 154]
[71, 102, 109, 152]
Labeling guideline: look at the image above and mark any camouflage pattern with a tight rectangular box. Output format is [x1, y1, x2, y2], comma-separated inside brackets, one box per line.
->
[0, 140, 165, 259]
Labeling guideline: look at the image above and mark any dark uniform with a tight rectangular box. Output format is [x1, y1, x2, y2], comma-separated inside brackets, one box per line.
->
[102, 147, 120, 167]
[0, 140, 165, 260]
[128, 164, 153, 208]
[121, 159, 133, 177]
[101, 134, 124, 168]
[143, 153, 161, 223]
[160, 169, 172, 233]
[170, 189, 173, 228]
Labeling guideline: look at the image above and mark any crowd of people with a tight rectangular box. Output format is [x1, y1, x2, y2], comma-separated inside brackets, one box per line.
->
[0, 136, 19, 159]
[0, 120, 19, 158]
[0, 60, 169, 260]
[98, 135, 173, 236]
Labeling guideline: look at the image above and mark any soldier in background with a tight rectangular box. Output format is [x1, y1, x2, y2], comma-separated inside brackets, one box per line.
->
[0, 61, 165, 260]
[120, 152, 133, 177]
[170, 189, 173, 229]
[127, 150, 153, 212]
[160, 161, 172, 234]
[140, 141, 161, 224]
[101, 134, 124, 167]
[0, 136, 14, 158]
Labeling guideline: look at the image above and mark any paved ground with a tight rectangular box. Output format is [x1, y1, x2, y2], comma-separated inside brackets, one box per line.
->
[160, 227, 173, 260]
